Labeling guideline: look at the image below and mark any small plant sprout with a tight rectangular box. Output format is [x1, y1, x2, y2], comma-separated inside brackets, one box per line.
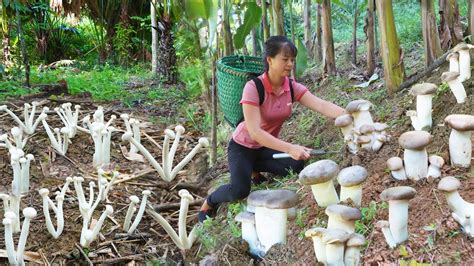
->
[305, 227, 327, 264]
[120, 114, 144, 162]
[337, 166, 368, 207]
[38, 177, 72, 239]
[0, 102, 48, 135]
[0, 193, 21, 233]
[54, 103, 81, 138]
[145, 189, 198, 250]
[380, 186, 417, 246]
[42, 115, 71, 156]
[444, 115, 474, 168]
[298, 160, 339, 207]
[3, 208, 37, 265]
[441, 71, 466, 103]
[247, 189, 297, 253]
[121, 127, 209, 182]
[398, 131, 432, 180]
[124, 190, 151, 234]
[325, 204, 362, 233]
[438, 176, 474, 237]
[82, 108, 117, 168]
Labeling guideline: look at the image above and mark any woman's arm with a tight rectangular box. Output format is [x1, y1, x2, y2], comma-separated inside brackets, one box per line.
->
[243, 104, 310, 160]
[299, 92, 345, 119]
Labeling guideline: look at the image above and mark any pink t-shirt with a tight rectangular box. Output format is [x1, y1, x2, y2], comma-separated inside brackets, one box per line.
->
[232, 72, 309, 148]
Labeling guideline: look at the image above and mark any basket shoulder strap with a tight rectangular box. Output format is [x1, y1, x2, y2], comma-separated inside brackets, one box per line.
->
[252, 77, 265, 105]
[289, 78, 295, 103]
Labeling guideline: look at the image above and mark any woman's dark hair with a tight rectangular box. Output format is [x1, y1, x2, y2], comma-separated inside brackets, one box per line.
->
[263, 35, 298, 71]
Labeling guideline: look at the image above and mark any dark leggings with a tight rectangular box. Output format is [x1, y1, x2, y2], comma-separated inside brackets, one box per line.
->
[207, 139, 305, 208]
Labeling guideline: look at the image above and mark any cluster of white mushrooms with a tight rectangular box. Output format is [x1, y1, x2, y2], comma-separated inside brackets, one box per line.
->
[335, 100, 389, 154]
[442, 43, 474, 104]
[0, 102, 209, 264]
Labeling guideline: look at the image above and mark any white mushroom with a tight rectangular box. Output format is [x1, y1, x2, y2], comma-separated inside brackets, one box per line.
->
[345, 100, 374, 130]
[344, 233, 365, 266]
[380, 186, 416, 245]
[82, 205, 113, 248]
[427, 155, 445, 179]
[322, 229, 350, 265]
[235, 211, 264, 258]
[247, 189, 297, 253]
[298, 160, 339, 207]
[387, 157, 407, 181]
[409, 83, 437, 131]
[305, 227, 327, 264]
[372, 123, 389, 152]
[441, 71, 466, 104]
[325, 204, 361, 233]
[446, 52, 459, 73]
[445, 115, 474, 167]
[337, 166, 368, 207]
[127, 190, 151, 234]
[123, 195, 140, 232]
[453, 43, 471, 82]
[398, 131, 432, 180]
[335, 115, 357, 154]
[376, 220, 397, 248]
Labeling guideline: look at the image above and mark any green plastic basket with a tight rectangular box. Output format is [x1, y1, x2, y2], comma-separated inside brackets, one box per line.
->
[216, 55, 264, 128]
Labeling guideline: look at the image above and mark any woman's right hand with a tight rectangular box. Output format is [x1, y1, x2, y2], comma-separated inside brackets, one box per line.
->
[288, 144, 311, 160]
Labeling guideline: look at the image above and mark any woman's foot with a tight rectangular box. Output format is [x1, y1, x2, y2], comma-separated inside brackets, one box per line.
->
[198, 199, 217, 223]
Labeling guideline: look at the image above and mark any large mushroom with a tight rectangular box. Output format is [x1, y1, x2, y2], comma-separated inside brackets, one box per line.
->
[325, 204, 361, 233]
[337, 166, 368, 207]
[380, 186, 416, 245]
[345, 100, 374, 130]
[298, 160, 339, 207]
[387, 157, 407, 181]
[398, 131, 432, 180]
[452, 43, 471, 82]
[441, 71, 466, 104]
[247, 189, 297, 253]
[409, 83, 437, 131]
[444, 115, 474, 167]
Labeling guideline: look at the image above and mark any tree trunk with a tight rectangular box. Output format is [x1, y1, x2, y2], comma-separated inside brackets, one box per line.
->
[439, 0, 463, 50]
[315, 3, 322, 61]
[352, 0, 358, 65]
[469, 0, 474, 44]
[272, 0, 285, 35]
[151, 0, 158, 74]
[421, 0, 442, 67]
[376, 0, 405, 95]
[222, 0, 233, 56]
[210, 56, 217, 166]
[157, 17, 178, 84]
[365, 0, 375, 76]
[261, 0, 270, 42]
[322, 0, 336, 75]
[251, 28, 258, 56]
[304, 0, 312, 57]
[289, 0, 295, 43]
[15, 0, 30, 87]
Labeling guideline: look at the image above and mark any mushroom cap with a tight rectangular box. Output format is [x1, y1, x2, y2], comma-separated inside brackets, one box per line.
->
[322, 229, 351, 244]
[164, 129, 175, 138]
[235, 211, 255, 224]
[374, 123, 388, 132]
[445, 115, 474, 131]
[335, 114, 353, 127]
[410, 83, 437, 96]
[3, 218, 12, 225]
[380, 186, 416, 201]
[446, 52, 459, 61]
[345, 100, 372, 113]
[142, 190, 151, 196]
[122, 132, 133, 141]
[346, 233, 366, 246]
[120, 114, 129, 119]
[129, 195, 140, 204]
[429, 155, 445, 167]
[441, 71, 460, 82]
[305, 227, 327, 238]
[325, 204, 362, 221]
[356, 135, 371, 144]
[298, 160, 339, 185]
[387, 157, 404, 171]
[398, 131, 431, 150]
[359, 124, 375, 134]
[178, 189, 194, 201]
[26, 154, 34, 160]
[11, 127, 22, 136]
[175, 125, 185, 134]
[453, 42, 469, 52]
[39, 188, 49, 196]
[337, 166, 368, 186]
[199, 137, 210, 147]
[247, 189, 297, 209]
[5, 211, 16, 220]
[105, 205, 114, 214]
[438, 176, 461, 192]
[23, 207, 37, 218]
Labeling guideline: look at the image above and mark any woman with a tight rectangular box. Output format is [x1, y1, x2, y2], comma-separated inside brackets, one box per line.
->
[199, 35, 345, 222]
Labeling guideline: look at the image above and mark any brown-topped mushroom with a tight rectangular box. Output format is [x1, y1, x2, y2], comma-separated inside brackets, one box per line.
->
[441, 71, 466, 103]
[387, 157, 406, 181]
[337, 166, 368, 206]
[398, 131, 432, 180]
[325, 204, 361, 233]
[345, 100, 374, 130]
[444, 114, 474, 167]
[409, 83, 437, 131]
[298, 160, 339, 207]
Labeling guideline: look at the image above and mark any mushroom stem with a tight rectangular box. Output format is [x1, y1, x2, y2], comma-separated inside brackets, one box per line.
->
[449, 129, 472, 167]
[403, 148, 428, 181]
[377, 220, 397, 248]
[3, 216, 18, 265]
[145, 207, 186, 250]
[169, 138, 209, 181]
[447, 79, 467, 104]
[325, 240, 345, 265]
[123, 196, 139, 232]
[255, 207, 288, 252]
[17, 208, 37, 264]
[339, 186, 363, 207]
[83, 205, 113, 248]
[127, 190, 151, 234]
[415, 94, 433, 130]
[309, 181, 339, 207]
[353, 110, 374, 130]
[458, 49, 471, 82]
[388, 200, 410, 244]
[406, 110, 421, 131]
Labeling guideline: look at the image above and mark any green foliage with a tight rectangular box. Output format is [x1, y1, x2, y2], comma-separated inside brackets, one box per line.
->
[234, 1, 261, 49]
[295, 37, 308, 78]
[113, 22, 136, 66]
[355, 201, 387, 236]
